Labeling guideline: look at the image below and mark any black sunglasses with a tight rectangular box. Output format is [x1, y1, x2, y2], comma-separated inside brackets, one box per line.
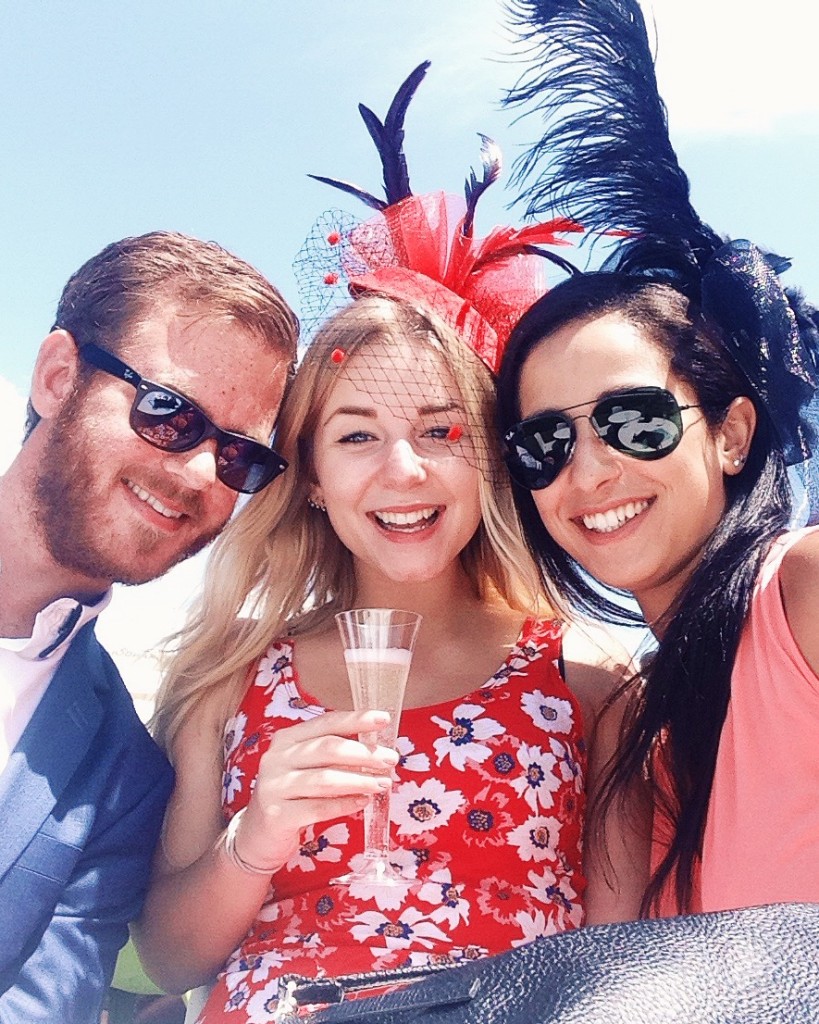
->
[77, 342, 287, 494]
[503, 387, 699, 491]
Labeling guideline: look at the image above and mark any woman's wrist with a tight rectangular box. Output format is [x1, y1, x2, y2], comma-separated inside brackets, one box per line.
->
[220, 807, 280, 876]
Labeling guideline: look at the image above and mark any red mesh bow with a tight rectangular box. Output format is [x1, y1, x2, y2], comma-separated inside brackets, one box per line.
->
[343, 192, 582, 374]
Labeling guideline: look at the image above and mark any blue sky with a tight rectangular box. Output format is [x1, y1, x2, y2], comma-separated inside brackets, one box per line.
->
[3, 0, 818, 398]
[1, 0, 817, 689]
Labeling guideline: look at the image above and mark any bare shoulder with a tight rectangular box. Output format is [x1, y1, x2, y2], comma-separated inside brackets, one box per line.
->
[780, 529, 819, 585]
[561, 619, 641, 735]
[779, 530, 819, 674]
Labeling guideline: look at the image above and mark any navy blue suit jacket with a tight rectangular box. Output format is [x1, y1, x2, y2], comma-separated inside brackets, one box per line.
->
[0, 622, 174, 1022]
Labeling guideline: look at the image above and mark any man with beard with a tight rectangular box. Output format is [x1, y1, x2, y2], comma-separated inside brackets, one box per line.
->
[0, 231, 297, 1022]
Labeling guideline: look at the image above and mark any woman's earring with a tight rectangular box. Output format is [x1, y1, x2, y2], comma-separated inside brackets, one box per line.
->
[732, 454, 747, 469]
[307, 496, 327, 512]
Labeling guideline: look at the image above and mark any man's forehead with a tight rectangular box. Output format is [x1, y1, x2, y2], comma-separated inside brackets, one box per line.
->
[111, 307, 288, 436]
[121, 307, 278, 382]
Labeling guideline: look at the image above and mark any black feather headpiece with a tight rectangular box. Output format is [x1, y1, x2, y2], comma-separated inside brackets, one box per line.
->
[503, 0, 819, 475]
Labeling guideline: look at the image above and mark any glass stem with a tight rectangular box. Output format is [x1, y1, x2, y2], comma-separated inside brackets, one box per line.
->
[364, 789, 391, 858]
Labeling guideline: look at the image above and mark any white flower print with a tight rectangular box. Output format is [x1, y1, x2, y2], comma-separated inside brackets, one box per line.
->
[431, 704, 505, 771]
[220, 978, 250, 1015]
[350, 906, 450, 949]
[506, 814, 563, 862]
[395, 735, 430, 773]
[347, 851, 414, 911]
[510, 908, 551, 947]
[385, 844, 423, 880]
[510, 743, 561, 812]
[405, 945, 488, 967]
[222, 765, 245, 807]
[244, 977, 285, 1024]
[264, 681, 322, 723]
[208, 619, 587, 1009]
[550, 736, 584, 792]
[285, 822, 349, 872]
[392, 778, 464, 835]
[254, 646, 292, 691]
[256, 897, 296, 924]
[223, 711, 247, 758]
[224, 951, 277, 988]
[417, 868, 469, 929]
[521, 689, 574, 735]
[526, 867, 583, 929]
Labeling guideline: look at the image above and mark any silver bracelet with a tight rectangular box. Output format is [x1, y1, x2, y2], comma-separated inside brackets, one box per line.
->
[221, 808, 278, 876]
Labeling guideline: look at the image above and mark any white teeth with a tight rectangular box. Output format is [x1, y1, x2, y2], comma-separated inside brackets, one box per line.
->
[374, 507, 437, 527]
[582, 500, 649, 534]
[127, 481, 183, 520]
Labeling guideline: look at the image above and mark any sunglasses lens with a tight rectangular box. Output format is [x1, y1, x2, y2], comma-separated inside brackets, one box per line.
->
[216, 441, 289, 494]
[132, 388, 206, 451]
[592, 389, 684, 460]
[504, 414, 574, 490]
[132, 383, 287, 494]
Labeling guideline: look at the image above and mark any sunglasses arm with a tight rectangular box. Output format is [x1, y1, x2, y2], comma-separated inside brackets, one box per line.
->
[79, 343, 143, 389]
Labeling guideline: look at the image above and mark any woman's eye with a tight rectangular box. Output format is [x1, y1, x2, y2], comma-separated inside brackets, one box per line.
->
[424, 425, 452, 441]
[338, 430, 374, 444]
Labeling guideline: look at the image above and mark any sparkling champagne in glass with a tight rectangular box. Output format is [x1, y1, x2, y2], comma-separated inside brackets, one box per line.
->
[334, 608, 422, 886]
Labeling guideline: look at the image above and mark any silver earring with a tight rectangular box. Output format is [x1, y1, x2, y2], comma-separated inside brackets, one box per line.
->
[732, 455, 746, 468]
[307, 496, 326, 512]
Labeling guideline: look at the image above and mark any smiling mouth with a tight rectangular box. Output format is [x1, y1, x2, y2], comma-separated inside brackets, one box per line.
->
[372, 506, 441, 532]
[126, 480, 184, 520]
[581, 500, 650, 534]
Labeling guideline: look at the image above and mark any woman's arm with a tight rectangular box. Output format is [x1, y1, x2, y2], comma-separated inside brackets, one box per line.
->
[562, 622, 652, 925]
[779, 529, 819, 676]
[133, 691, 398, 994]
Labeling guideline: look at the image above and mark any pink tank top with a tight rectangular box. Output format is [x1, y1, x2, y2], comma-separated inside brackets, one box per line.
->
[699, 526, 819, 911]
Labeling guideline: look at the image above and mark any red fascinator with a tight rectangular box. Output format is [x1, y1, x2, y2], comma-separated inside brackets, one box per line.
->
[294, 62, 582, 374]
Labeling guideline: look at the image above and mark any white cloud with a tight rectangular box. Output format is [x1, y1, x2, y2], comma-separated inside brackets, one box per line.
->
[644, 0, 819, 136]
[445, 0, 819, 140]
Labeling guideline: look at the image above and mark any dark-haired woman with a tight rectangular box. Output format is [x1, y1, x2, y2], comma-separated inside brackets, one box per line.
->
[497, 269, 819, 916]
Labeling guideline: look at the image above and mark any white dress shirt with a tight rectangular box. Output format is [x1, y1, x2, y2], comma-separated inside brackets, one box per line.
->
[0, 592, 111, 773]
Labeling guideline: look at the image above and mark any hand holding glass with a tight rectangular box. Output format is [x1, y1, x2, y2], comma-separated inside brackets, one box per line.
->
[334, 608, 422, 886]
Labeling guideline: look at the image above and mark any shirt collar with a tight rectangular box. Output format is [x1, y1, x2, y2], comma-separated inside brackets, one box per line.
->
[0, 591, 112, 661]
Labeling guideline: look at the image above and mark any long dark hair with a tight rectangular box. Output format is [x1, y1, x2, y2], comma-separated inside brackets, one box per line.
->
[497, 272, 792, 913]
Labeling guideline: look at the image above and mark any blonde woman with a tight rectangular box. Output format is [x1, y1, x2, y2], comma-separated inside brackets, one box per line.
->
[133, 296, 646, 1021]
[136, 61, 647, 1022]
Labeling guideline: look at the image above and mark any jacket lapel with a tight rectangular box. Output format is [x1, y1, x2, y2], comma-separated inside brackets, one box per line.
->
[0, 624, 105, 881]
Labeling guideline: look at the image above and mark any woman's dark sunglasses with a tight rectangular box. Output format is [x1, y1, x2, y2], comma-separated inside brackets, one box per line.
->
[503, 387, 698, 491]
[78, 342, 287, 494]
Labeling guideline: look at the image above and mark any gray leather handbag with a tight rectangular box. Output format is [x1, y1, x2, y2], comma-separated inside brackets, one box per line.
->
[276, 902, 819, 1023]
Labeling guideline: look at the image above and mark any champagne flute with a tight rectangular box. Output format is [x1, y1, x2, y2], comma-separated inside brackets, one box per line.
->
[333, 607, 422, 886]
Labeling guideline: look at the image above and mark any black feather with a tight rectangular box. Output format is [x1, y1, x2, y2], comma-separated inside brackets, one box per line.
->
[523, 244, 581, 277]
[503, 0, 721, 287]
[464, 133, 503, 236]
[306, 174, 386, 212]
[308, 61, 430, 211]
[357, 103, 386, 152]
[380, 60, 431, 203]
[354, 61, 430, 205]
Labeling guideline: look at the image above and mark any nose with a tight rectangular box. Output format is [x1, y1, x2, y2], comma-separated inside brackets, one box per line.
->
[162, 444, 219, 491]
[565, 418, 622, 489]
[382, 438, 428, 487]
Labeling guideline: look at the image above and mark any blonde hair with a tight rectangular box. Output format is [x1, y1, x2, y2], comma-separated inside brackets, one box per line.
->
[151, 295, 543, 752]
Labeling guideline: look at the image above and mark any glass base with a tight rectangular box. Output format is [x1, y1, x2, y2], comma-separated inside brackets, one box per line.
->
[332, 853, 406, 887]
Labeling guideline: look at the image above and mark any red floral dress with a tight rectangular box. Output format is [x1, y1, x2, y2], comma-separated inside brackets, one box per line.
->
[199, 618, 586, 1024]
